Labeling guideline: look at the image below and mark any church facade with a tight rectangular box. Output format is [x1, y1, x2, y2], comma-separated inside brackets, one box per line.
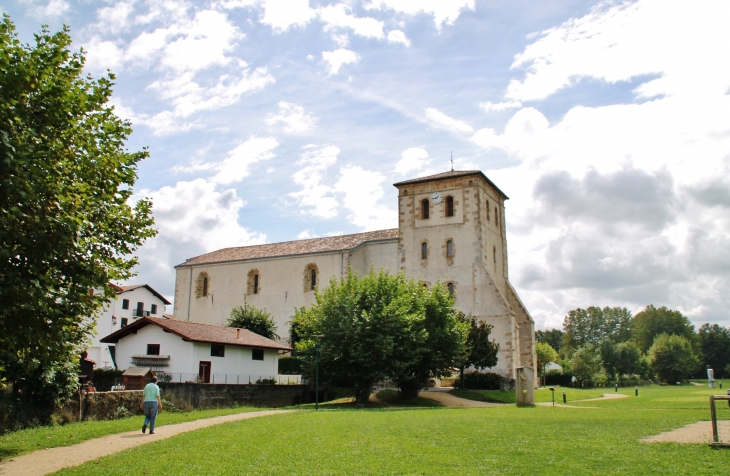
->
[172, 170, 535, 379]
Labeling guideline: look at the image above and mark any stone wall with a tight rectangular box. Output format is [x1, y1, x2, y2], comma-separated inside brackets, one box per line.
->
[159, 383, 308, 410]
[58, 390, 144, 423]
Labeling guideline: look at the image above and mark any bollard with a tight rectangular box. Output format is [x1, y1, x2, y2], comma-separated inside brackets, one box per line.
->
[635, 386, 639, 397]
[549, 387, 555, 407]
[720, 382, 723, 389]
[563, 391, 567, 404]
[615, 383, 618, 393]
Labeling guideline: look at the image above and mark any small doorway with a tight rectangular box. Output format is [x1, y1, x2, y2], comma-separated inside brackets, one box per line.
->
[198, 361, 211, 383]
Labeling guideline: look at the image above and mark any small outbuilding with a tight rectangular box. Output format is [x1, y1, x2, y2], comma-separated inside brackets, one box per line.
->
[122, 367, 156, 390]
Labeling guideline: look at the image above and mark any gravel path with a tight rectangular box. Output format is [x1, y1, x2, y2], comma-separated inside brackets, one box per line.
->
[0, 409, 294, 476]
[418, 390, 504, 408]
[642, 421, 730, 444]
[536, 393, 629, 407]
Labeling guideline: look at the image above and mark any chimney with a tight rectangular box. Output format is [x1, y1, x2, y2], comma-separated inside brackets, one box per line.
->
[236, 328, 241, 339]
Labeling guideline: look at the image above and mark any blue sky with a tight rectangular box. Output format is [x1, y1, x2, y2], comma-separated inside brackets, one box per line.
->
[6, 0, 730, 329]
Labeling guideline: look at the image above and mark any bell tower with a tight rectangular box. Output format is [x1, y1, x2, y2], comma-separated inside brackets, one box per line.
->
[393, 170, 535, 380]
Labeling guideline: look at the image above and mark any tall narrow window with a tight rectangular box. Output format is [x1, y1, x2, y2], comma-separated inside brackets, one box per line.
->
[421, 199, 430, 219]
[495, 208, 499, 228]
[122, 299, 129, 310]
[253, 274, 259, 294]
[446, 240, 454, 258]
[445, 196, 454, 217]
[447, 283, 455, 297]
[121, 317, 128, 328]
[202, 277, 208, 296]
[151, 304, 158, 315]
[486, 201, 490, 221]
[304, 264, 319, 292]
[493, 246, 497, 264]
[421, 242, 428, 260]
[311, 268, 317, 289]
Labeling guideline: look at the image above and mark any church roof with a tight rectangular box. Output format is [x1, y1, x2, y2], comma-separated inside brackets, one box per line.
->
[392, 170, 509, 199]
[177, 228, 399, 267]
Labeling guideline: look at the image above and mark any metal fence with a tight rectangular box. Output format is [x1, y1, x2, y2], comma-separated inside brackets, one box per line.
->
[153, 373, 303, 385]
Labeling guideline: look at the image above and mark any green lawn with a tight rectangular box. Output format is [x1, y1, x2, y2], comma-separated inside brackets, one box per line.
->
[50, 384, 730, 475]
[0, 406, 259, 461]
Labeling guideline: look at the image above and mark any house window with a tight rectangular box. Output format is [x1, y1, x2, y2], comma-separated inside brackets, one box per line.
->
[147, 344, 160, 356]
[121, 317, 128, 328]
[252, 349, 264, 361]
[421, 199, 429, 219]
[122, 299, 129, 310]
[446, 240, 454, 258]
[211, 344, 225, 357]
[421, 242, 428, 260]
[134, 302, 144, 318]
[447, 282, 455, 297]
[151, 304, 157, 315]
[253, 274, 259, 294]
[445, 196, 454, 217]
[202, 277, 208, 296]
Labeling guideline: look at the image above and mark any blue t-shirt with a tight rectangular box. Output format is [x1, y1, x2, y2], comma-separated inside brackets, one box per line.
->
[143, 382, 160, 402]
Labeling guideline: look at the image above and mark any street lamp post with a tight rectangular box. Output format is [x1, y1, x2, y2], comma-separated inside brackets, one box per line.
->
[314, 335, 324, 411]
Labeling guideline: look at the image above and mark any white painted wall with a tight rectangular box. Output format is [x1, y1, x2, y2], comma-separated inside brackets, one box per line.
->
[113, 324, 279, 380]
[86, 287, 169, 369]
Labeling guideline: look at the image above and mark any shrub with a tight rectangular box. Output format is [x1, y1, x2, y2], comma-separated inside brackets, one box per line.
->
[278, 356, 302, 375]
[255, 378, 277, 385]
[454, 371, 504, 390]
[544, 370, 573, 387]
[92, 368, 124, 392]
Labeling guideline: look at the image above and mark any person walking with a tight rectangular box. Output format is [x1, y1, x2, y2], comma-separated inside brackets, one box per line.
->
[141, 376, 162, 434]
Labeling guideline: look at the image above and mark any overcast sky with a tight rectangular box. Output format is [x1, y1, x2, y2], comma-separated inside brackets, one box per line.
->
[6, 0, 729, 330]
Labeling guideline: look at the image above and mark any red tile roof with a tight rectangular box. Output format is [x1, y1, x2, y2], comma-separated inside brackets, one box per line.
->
[100, 316, 292, 351]
[109, 283, 171, 305]
[177, 228, 399, 267]
[392, 170, 509, 199]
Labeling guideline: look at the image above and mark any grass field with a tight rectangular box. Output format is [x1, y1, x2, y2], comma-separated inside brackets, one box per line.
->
[0, 406, 259, 461]
[48, 383, 730, 475]
[451, 387, 606, 404]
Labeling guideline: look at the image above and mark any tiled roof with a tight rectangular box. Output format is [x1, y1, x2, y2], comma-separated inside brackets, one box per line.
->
[392, 170, 509, 199]
[122, 367, 153, 376]
[177, 228, 399, 267]
[101, 316, 292, 351]
[109, 283, 172, 305]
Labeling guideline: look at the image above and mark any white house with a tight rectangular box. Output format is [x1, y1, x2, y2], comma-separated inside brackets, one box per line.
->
[100, 316, 292, 383]
[86, 284, 171, 369]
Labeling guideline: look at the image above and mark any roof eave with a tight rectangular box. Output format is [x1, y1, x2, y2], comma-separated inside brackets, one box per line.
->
[393, 171, 509, 200]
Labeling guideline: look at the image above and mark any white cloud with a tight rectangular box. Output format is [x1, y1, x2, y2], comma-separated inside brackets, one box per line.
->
[480, 100, 522, 112]
[387, 30, 411, 47]
[265, 101, 316, 134]
[82, 37, 124, 73]
[258, 0, 317, 32]
[94, 0, 135, 34]
[333, 166, 397, 230]
[297, 230, 316, 239]
[318, 4, 384, 39]
[322, 49, 360, 75]
[424, 107, 474, 134]
[211, 137, 279, 184]
[290, 145, 340, 218]
[23, 0, 69, 18]
[394, 147, 430, 175]
[365, 0, 475, 29]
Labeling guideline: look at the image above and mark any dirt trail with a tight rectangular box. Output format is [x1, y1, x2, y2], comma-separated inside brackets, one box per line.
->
[642, 421, 730, 444]
[418, 390, 504, 408]
[536, 393, 629, 408]
[0, 409, 294, 476]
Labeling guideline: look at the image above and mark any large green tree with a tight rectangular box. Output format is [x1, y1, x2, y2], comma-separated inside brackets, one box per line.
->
[562, 306, 632, 354]
[0, 17, 155, 425]
[630, 305, 695, 353]
[648, 334, 699, 383]
[227, 303, 279, 340]
[536, 329, 563, 353]
[293, 270, 467, 403]
[697, 324, 730, 378]
[536, 342, 559, 386]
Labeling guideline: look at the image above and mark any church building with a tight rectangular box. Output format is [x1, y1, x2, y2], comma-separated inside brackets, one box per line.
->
[172, 170, 536, 379]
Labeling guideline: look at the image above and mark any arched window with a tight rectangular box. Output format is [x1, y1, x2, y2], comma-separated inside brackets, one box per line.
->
[486, 200, 490, 221]
[304, 264, 319, 292]
[495, 207, 499, 227]
[421, 242, 428, 260]
[447, 282, 455, 297]
[421, 199, 430, 219]
[446, 240, 454, 258]
[445, 196, 454, 217]
[196, 272, 211, 298]
[247, 269, 260, 295]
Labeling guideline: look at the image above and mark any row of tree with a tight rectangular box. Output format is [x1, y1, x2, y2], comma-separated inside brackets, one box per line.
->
[536, 305, 730, 385]
[228, 270, 500, 403]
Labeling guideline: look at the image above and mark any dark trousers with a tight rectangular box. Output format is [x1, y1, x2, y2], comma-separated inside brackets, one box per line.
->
[143, 401, 159, 432]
